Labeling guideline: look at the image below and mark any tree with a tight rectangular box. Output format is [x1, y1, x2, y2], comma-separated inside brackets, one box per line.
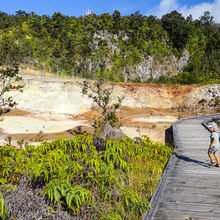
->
[161, 10, 189, 53]
[0, 64, 23, 115]
[80, 79, 125, 129]
[199, 11, 214, 26]
[112, 10, 121, 33]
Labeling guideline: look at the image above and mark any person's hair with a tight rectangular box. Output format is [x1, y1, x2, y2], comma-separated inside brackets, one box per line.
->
[212, 118, 217, 122]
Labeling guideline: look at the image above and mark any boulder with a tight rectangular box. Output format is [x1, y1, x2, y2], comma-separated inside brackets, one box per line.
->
[100, 122, 126, 139]
[198, 99, 207, 105]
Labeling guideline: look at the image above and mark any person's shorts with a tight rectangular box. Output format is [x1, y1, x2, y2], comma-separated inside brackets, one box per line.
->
[208, 146, 219, 155]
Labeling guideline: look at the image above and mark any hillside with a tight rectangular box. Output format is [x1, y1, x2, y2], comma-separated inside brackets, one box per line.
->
[0, 10, 220, 83]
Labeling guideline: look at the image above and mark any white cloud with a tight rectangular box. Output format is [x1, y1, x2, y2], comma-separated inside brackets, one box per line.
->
[149, 0, 220, 23]
[151, 0, 178, 18]
[180, 0, 220, 22]
[159, 0, 178, 12]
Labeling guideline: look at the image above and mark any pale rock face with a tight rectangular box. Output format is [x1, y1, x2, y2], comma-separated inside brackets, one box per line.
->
[135, 49, 190, 81]
[0, 75, 92, 137]
[186, 84, 220, 105]
[201, 85, 220, 99]
[4, 75, 93, 119]
[93, 31, 190, 82]
[178, 49, 190, 70]
[0, 116, 86, 134]
[6, 74, 220, 116]
[93, 30, 120, 54]
[1, 74, 219, 139]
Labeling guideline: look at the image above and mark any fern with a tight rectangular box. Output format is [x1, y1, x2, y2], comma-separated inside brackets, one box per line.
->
[119, 187, 150, 216]
[0, 193, 9, 220]
[97, 173, 119, 201]
[0, 134, 171, 219]
[43, 179, 92, 213]
[0, 159, 12, 179]
[83, 171, 99, 186]
[101, 211, 122, 220]
[0, 178, 7, 185]
[120, 188, 139, 212]
[65, 185, 92, 212]
[43, 179, 70, 204]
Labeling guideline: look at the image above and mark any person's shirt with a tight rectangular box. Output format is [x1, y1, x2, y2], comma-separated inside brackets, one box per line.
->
[210, 131, 220, 148]
[211, 121, 219, 133]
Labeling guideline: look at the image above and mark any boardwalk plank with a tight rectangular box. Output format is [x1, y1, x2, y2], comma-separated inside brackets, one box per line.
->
[153, 211, 220, 220]
[161, 193, 220, 205]
[143, 115, 220, 220]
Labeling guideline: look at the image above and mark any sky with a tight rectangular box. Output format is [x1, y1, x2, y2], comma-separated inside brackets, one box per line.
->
[1, 0, 220, 22]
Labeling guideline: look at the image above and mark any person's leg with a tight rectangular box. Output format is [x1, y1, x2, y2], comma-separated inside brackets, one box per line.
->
[214, 151, 220, 166]
[214, 155, 220, 166]
[208, 148, 215, 165]
[208, 153, 214, 162]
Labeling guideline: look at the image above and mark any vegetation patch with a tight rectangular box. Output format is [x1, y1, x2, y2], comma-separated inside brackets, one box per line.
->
[0, 135, 172, 219]
[0, 10, 219, 83]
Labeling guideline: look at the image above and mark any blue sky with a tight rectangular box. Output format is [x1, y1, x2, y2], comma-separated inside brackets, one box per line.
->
[0, 0, 219, 21]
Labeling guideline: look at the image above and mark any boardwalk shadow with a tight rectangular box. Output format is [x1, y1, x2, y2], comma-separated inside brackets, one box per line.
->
[177, 155, 209, 167]
[165, 127, 173, 145]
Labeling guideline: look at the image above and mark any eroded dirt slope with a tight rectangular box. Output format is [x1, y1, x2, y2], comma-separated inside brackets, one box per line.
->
[0, 74, 219, 146]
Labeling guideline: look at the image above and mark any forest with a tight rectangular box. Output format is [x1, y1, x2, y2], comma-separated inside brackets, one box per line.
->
[0, 10, 219, 84]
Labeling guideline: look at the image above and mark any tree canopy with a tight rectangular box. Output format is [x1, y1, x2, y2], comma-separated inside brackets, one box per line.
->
[0, 10, 219, 84]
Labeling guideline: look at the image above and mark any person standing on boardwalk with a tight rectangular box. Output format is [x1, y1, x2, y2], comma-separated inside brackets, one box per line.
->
[208, 124, 220, 167]
[211, 118, 219, 133]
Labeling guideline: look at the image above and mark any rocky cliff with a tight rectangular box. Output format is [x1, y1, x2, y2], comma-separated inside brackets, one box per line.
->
[93, 31, 190, 82]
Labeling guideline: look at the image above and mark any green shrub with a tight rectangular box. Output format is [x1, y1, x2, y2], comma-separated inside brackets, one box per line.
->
[43, 179, 92, 213]
[101, 211, 122, 220]
[0, 135, 172, 219]
[0, 193, 9, 220]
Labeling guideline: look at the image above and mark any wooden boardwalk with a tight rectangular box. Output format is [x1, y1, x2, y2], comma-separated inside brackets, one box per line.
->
[143, 114, 220, 220]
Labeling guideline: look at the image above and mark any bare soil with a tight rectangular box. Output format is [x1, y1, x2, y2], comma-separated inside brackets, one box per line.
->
[1, 73, 217, 147]
[72, 106, 197, 143]
[0, 107, 191, 146]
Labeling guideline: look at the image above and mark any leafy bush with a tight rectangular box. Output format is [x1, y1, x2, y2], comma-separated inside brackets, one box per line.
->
[43, 179, 92, 213]
[0, 192, 9, 220]
[101, 211, 122, 220]
[0, 135, 172, 219]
